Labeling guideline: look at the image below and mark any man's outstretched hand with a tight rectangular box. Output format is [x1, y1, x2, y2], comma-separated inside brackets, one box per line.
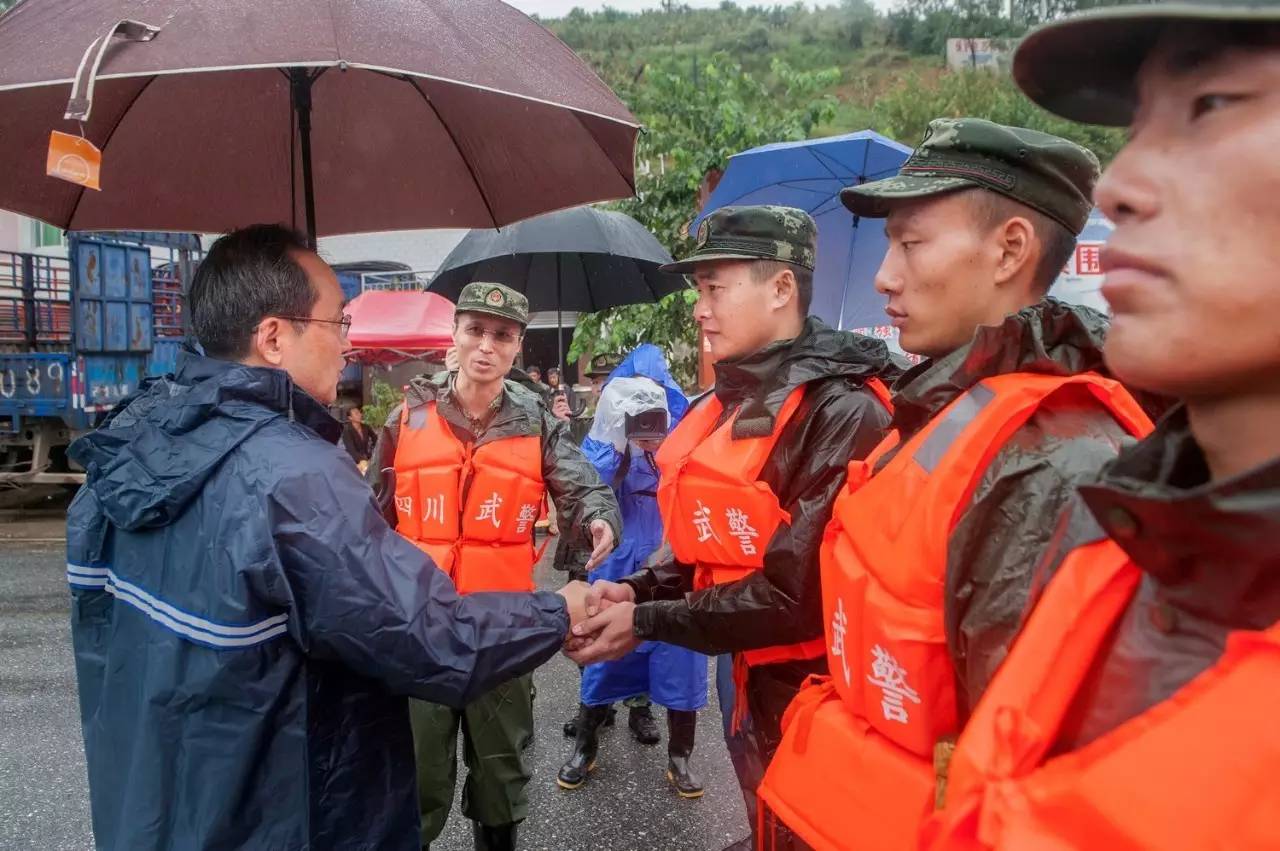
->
[584, 519, 616, 572]
[551, 394, 572, 421]
[584, 579, 635, 613]
[555, 581, 593, 632]
[564, 593, 641, 665]
[562, 579, 630, 653]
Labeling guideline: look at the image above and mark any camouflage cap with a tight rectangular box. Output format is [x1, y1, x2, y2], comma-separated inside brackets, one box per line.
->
[585, 352, 622, 377]
[840, 118, 1100, 235]
[661, 205, 817, 274]
[455, 281, 529, 327]
[1014, 2, 1280, 126]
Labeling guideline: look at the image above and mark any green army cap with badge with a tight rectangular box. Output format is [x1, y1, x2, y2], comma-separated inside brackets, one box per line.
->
[841, 118, 1100, 235]
[1015, 1, 1280, 127]
[455, 281, 529, 327]
[585, 352, 622, 377]
[661, 205, 817, 274]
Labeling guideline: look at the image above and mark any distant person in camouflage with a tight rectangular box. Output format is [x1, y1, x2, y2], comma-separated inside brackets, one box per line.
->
[523, 364, 552, 405]
[566, 352, 622, 445]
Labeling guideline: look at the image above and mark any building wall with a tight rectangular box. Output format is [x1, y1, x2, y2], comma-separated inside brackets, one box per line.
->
[0, 210, 31, 253]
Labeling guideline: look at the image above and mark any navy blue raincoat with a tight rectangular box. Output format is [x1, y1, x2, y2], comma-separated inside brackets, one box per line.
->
[65, 352, 570, 851]
[578, 346, 708, 711]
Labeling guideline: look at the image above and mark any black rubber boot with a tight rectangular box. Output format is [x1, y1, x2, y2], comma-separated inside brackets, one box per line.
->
[563, 704, 614, 738]
[628, 703, 661, 745]
[471, 821, 518, 851]
[665, 709, 704, 799]
[557, 703, 610, 790]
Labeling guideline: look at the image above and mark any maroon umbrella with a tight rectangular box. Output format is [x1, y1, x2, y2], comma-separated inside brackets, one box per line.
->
[0, 0, 638, 243]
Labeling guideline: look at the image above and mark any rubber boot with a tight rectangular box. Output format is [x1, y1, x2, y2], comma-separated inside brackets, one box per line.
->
[471, 821, 518, 851]
[563, 704, 614, 738]
[557, 703, 610, 789]
[665, 709, 704, 799]
[628, 703, 661, 745]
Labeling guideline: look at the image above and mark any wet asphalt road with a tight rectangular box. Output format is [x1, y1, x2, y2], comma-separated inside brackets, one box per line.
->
[0, 535, 750, 851]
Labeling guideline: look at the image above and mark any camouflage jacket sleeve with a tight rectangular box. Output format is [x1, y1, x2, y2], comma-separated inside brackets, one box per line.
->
[366, 404, 406, 528]
[540, 407, 621, 543]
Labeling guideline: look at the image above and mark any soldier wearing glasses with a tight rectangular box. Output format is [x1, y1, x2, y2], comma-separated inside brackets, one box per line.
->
[368, 281, 620, 851]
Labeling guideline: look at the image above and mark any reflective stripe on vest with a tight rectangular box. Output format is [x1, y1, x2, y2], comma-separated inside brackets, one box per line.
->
[824, 373, 1152, 749]
[759, 372, 1153, 851]
[392, 402, 544, 594]
[924, 542, 1280, 850]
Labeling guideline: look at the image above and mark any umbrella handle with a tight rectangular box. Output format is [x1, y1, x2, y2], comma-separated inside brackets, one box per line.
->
[65, 19, 162, 123]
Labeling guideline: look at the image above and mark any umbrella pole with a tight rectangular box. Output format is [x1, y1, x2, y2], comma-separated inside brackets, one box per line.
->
[555, 253, 564, 371]
[837, 214, 860, 331]
[290, 68, 319, 250]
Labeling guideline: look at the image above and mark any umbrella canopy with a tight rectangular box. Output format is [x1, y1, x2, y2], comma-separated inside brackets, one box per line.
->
[428, 206, 686, 367]
[0, 0, 639, 241]
[346, 289, 455, 364]
[429, 206, 685, 313]
[694, 130, 911, 331]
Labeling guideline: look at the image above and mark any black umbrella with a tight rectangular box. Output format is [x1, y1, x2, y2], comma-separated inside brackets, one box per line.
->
[428, 206, 688, 367]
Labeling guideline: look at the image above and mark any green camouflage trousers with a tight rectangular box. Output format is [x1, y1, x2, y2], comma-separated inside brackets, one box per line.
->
[410, 674, 534, 845]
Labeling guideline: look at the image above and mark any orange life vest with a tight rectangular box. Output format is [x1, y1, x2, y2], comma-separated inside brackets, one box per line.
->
[392, 401, 544, 594]
[757, 373, 1153, 851]
[922, 539, 1280, 850]
[655, 378, 893, 670]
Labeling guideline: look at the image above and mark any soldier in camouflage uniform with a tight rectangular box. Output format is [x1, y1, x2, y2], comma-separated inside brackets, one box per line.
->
[568, 206, 897, 851]
[368, 282, 621, 851]
[923, 7, 1280, 845]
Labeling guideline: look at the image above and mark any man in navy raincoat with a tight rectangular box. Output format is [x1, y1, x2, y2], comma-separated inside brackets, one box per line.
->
[555, 345, 709, 797]
[64, 225, 591, 851]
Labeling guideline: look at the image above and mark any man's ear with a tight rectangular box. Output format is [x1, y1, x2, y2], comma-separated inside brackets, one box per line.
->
[994, 216, 1036, 287]
[771, 267, 798, 311]
[253, 317, 287, 366]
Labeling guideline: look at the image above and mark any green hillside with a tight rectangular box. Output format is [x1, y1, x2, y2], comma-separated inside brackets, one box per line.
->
[542, 2, 1135, 383]
[541, 2, 1128, 160]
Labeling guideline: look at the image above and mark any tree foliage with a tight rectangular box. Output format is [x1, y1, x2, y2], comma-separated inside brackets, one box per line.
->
[885, 0, 1158, 55]
[363, 378, 402, 431]
[872, 69, 1127, 163]
[568, 55, 838, 387]
[546, 1, 887, 92]
[551, 1, 1145, 385]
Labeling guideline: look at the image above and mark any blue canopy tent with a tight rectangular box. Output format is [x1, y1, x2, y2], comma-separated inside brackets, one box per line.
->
[693, 130, 912, 330]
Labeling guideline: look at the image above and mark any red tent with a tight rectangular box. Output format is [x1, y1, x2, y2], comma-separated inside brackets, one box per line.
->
[346, 290, 455, 364]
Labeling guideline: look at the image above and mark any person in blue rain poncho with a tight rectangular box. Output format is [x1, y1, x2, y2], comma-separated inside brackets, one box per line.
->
[556, 345, 709, 798]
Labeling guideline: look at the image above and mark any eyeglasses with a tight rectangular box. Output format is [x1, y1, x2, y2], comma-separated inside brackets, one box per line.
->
[275, 314, 353, 335]
[459, 324, 521, 345]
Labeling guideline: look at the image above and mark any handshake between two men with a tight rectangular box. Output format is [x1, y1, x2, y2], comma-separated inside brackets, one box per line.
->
[558, 579, 641, 665]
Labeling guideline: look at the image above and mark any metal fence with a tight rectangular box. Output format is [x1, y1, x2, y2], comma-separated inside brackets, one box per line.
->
[0, 251, 73, 348]
[358, 268, 436, 292]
